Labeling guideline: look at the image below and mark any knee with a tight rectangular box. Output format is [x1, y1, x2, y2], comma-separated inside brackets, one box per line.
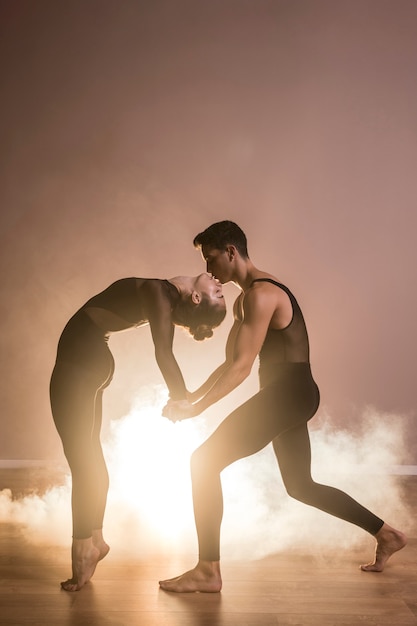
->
[190, 446, 206, 476]
[282, 476, 312, 503]
[190, 445, 219, 479]
[62, 440, 97, 473]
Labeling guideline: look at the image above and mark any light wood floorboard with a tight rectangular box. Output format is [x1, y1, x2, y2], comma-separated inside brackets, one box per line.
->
[0, 469, 416, 625]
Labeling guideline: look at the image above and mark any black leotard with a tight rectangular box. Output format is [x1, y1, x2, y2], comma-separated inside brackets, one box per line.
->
[55, 278, 185, 399]
[50, 277, 186, 538]
[82, 278, 178, 330]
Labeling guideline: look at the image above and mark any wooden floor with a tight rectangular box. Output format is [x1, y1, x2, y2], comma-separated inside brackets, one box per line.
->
[1, 468, 417, 625]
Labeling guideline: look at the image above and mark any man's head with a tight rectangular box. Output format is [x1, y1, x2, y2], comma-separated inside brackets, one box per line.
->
[193, 220, 249, 258]
[193, 221, 249, 284]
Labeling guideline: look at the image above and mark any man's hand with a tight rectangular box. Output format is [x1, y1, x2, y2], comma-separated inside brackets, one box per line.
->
[162, 399, 198, 422]
[186, 389, 201, 403]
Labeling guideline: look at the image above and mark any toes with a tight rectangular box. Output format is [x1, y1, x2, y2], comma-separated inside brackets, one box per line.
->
[61, 579, 80, 591]
[159, 577, 181, 585]
[360, 562, 383, 572]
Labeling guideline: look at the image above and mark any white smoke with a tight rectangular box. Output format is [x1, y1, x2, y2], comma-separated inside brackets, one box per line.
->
[0, 387, 412, 561]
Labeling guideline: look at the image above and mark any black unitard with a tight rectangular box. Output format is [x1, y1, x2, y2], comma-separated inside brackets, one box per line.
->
[50, 278, 186, 539]
[191, 279, 384, 561]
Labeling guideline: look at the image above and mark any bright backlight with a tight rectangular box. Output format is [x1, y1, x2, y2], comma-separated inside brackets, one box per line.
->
[104, 386, 206, 549]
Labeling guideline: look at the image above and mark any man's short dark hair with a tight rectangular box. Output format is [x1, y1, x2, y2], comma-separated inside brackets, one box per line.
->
[193, 220, 249, 258]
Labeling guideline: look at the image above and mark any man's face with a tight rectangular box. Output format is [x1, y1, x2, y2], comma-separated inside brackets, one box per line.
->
[201, 245, 231, 284]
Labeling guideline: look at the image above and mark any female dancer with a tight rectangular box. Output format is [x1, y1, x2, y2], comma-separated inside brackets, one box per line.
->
[50, 273, 225, 591]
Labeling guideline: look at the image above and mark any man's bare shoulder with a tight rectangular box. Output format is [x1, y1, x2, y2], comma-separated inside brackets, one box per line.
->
[250, 272, 280, 286]
[245, 276, 293, 325]
[248, 275, 283, 299]
[242, 281, 280, 315]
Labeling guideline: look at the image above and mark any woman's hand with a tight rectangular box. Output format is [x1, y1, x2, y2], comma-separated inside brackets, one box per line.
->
[162, 399, 199, 422]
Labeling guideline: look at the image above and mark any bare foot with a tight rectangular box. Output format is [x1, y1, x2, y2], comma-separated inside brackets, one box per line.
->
[92, 529, 110, 561]
[159, 560, 222, 593]
[361, 523, 407, 572]
[61, 538, 101, 591]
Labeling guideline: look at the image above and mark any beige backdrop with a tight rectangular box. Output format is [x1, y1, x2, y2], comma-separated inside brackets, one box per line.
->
[1, 0, 416, 460]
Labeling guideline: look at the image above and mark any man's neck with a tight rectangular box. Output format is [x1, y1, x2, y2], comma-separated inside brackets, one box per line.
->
[232, 259, 260, 292]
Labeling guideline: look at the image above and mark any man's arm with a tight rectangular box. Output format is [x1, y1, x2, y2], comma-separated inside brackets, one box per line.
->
[186, 362, 228, 403]
[187, 285, 278, 415]
[186, 310, 241, 402]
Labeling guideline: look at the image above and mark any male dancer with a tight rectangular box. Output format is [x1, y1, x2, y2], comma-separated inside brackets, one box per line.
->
[159, 220, 406, 593]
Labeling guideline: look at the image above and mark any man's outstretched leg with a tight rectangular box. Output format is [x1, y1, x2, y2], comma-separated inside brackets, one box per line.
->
[274, 425, 407, 573]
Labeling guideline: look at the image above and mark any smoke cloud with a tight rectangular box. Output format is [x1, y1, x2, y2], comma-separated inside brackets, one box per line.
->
[0, 386, 412, 560]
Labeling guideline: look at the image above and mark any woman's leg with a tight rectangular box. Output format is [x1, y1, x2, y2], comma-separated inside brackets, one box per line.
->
[51, 363, 105, 539]
[90, 388, 109, 533]
[50, 358, 112, 590]
[90, 388, 111, 560]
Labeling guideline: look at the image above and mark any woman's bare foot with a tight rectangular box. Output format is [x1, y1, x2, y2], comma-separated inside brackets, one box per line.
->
[361, 523, 407, 572]
[61, 537, 101, 591]
[92, 528, 110, 561]
[159, 560, 222, 593]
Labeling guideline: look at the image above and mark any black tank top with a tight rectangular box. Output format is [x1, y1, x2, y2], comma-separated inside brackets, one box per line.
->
[251, 279, 310, 385]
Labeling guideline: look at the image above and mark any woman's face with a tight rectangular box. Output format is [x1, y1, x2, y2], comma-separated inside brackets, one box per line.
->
[195, 273, 225, 310]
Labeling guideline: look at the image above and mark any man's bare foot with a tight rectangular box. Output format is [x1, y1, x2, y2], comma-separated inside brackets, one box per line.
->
[159, 560, 222, 593]
[361, 523, 407, 572]
[61, 538, 101, 591]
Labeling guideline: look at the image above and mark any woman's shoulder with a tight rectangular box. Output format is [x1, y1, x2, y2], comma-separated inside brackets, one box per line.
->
[137, 278, 179, 302]
[136, 277, 171, 290]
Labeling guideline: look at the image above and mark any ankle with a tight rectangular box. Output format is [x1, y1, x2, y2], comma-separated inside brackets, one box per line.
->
[73, 536, 93, 546]
[198, 560, 221, 576]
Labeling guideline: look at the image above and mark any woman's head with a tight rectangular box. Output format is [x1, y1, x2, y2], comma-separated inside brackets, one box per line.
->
[173, 273, 226, 340]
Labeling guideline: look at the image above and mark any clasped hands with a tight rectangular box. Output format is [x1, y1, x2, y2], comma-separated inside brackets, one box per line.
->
[162, 398, 200, 422]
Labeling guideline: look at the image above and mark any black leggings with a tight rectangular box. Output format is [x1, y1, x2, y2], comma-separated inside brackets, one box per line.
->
[50, 312, 114, 539]
[191, 363, 384, 561]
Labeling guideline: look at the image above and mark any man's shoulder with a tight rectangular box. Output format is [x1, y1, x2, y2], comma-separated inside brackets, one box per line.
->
[246, 279, 292, 312]
[251, 274, 281, 286]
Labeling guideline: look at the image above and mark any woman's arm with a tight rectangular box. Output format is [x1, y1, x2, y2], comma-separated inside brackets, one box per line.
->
[143, 280, 188, 400]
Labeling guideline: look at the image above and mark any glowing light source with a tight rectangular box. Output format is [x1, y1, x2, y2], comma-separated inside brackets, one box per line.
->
[104, 385, 206, 550]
